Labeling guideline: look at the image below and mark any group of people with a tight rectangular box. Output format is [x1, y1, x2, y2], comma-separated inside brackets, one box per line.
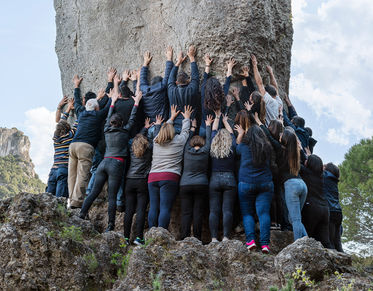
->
[47, 45, 343, 253]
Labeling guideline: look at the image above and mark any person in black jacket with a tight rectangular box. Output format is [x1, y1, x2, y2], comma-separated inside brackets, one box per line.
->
[168, 45, 199, 133]
[140, 47, 174, 124]
[323, 162, 343, 252]
[300, 154, 331, 248]
[179, 115, 213, 241]
[123, 117, 157, 245]
[79, 89, 143, 231]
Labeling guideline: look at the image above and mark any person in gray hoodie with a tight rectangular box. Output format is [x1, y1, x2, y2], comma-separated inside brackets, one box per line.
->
[179, 114, 214, 240]
[148, 104, 193, 230]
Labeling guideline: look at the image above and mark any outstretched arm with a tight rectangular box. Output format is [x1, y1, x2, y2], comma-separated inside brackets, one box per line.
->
[212, 110, 221, 131]
[266, 65, 279, 95]
[251, 54, 265, 96]
[56, 96, 68, 122]
[124, 91, 142, 130]
[224, 57, 236, 95]
[222, 114, 233, 134]
[187, 45, 199, 95]
[161, 46, 174, 87]
[73, 75, 84, 117]
[168, 51, 185, 89]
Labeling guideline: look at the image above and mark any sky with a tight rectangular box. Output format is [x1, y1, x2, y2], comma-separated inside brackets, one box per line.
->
[0, 0, 372, 183]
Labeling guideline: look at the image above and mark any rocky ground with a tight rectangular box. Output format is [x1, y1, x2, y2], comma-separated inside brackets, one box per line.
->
[0, 192, 372, 290]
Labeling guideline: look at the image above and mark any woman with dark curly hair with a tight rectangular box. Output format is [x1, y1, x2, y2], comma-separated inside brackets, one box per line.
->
[200, 54, 236, 136]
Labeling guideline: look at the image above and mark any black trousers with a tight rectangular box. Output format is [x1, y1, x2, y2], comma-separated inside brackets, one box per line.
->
[329, 211, 343, 252]
[81, 158, 124, 226]
[302, 202, 331, 248]
[179, 184, 209, 240]
[123, 178, 149, 239]
[209, 172, 237, 239]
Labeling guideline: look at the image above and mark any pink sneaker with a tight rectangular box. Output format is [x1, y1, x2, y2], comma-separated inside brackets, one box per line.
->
[246, 240, 256, 251]
[261, 245, 270, 254]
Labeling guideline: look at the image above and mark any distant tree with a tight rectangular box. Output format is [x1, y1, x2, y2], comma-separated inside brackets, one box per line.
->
[339, 137, 373, 250]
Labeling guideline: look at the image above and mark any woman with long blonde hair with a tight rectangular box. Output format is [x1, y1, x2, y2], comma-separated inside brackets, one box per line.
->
[209, 110, 237, 242]
[148, 104, 193, 230]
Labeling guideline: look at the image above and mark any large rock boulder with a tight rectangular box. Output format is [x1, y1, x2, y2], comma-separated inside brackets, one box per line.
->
[54, 0, 293, 98]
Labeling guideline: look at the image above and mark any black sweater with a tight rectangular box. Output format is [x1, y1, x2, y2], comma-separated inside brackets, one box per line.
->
[261, 124, 300, 184]
[103, 105, 138, 158]
[300, 166, 328, 207]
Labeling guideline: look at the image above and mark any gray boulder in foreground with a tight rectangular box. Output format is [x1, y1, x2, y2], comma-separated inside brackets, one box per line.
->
[54, 0, 293, 99]
[0, 193, 371, 290]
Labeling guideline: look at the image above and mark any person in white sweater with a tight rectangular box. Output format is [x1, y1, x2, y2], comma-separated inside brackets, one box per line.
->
[148, 104, 193, 229]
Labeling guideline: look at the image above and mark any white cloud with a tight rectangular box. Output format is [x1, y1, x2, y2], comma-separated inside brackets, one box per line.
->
[326, 128, 349, 146]
[24, 107, 55, 183]
[290, 0, 373, 149]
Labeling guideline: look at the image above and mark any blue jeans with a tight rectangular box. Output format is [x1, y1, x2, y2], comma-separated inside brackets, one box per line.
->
[148, 180, 179, 229]
[284, 178, 308, 240]
[238, 181, 274, 245]
[86, 148, 103, 195]
[47, 166, 68, 198]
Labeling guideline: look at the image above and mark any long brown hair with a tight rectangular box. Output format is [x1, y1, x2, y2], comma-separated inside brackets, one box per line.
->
[251, 91, 266, 125]
[132, 134, 149, 158]
[154, 123, 175, 145]
[268, 120, 284, 141]
[235, 110, 252, 132]
[281, 129, 300, 176]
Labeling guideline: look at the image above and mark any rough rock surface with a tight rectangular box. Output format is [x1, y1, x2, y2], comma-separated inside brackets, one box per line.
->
[0, 128, 31, 163]
[54, 0, 293, 98]
[1, 193, 371, 290]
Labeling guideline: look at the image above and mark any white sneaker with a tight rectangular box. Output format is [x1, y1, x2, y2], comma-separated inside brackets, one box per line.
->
[67, 198, 71, 209]
[211, 238, 218, 243]
[222, 237, 229, 242]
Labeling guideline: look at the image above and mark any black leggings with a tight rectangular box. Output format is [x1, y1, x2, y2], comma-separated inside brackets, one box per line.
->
[80, 158, 124, 226]
[123, 178, 149, 239]
[302, 202, 331, 248]
[179, 185, 208, 240]
[329, 211, 343, 252]
[209, 172, 237, 239]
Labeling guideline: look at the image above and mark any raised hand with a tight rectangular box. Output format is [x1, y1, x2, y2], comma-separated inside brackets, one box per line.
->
[226, 94, 234, 107]
[67, 98, 74, 111]
[191, 118, 197, 128]
[143, 51, 152, 66]
[226, 57, 237, 71]
[176, 51, 187, 66]
[214, 109, 222, 118]
[234, 124, 245, 136]
[58, 96, 68, 109]
[170, 104, 181, 121]
[114, 73, 122, 85]
[132, 90, 143, 105]
[130, 70, 138, 81]
[97, 88, 106, 100]
[266, 65, 273, 74]
[187, 45, 196, 62]
[205, 114, 214, 126]
[181, 105, 194, 119]
[204, 54, 213, 66]
[251, 54, 258, 67]
[240, 66, 249, 77]
[244, 101, 253, 112]
[232, 87, 240, 101]
[107, 67, 117, 82]
[144, 117, 152, 129]
[122, 70, 130, 81]
[222, 113, 229, 124]
[155, 114, 164, 125]
[166, 46, 173, 61]
[73, 75, 83, 88]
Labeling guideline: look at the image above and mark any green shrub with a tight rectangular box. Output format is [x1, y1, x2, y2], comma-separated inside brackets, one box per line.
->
[83, 253, 99, 273]
[60, 225, 83, 242]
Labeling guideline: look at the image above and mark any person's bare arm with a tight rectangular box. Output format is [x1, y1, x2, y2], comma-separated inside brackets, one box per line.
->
[56, 96, 68, 122]
[204, 54, 213, 74]
[251, 54, 265, 96]
[222, 114, 233, 134]
[213, 110, 221, 131]
[266, 65, 279, 94]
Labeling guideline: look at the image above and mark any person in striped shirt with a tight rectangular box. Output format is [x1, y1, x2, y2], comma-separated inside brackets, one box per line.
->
[46, 99, 77, 197]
